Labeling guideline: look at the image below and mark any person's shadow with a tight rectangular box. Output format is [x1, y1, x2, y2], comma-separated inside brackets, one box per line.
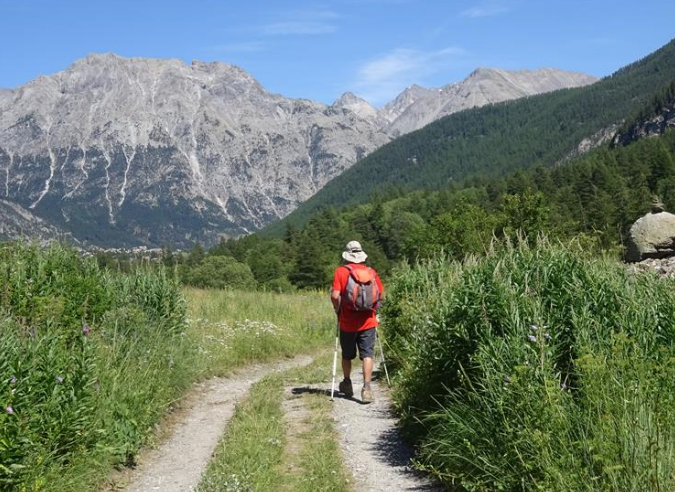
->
[291, 386, 371, 404]
[291, 370, 388, 404]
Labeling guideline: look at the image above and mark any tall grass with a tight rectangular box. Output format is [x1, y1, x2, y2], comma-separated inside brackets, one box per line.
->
[0, 243, 194, 491]
[0, 244, 336, 491]
[382, 239, 675, 491]
[184, 288, 335, 376]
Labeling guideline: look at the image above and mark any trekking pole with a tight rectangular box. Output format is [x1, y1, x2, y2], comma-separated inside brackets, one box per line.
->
[330, 320, 339, 401]
[375, 327, 391, 386]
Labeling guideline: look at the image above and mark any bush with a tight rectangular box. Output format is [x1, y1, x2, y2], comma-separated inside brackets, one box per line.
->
[262, 276, 296, 294]
[382, 239, 675, 491]
[182, 255, 257, 290]
[0, 243, 191, 490]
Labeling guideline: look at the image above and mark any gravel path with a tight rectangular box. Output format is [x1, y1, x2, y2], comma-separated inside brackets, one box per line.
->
[330, 369, 441, 492]
[122, 355, 313, 492]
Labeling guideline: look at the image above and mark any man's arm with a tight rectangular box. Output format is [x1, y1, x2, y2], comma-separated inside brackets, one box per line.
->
[330, 289, 341, 314]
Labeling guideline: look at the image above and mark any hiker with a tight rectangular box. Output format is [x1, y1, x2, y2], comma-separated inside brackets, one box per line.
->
[330, 240, 384, 402]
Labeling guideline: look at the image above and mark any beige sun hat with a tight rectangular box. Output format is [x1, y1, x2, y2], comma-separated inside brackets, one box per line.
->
[342, 240, 368, 263]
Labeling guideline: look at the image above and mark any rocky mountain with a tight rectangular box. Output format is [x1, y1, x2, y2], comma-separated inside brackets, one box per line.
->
[0, 54, 390, 246]
[276, 38, 675, 230]
[379, 84, 438, 125]
[0, 199, 73, 243]
[332, 92, 381, 122]
[380, 68, 598, 137]
[613, 82, 675, 147]
[0, 54, 596, 247]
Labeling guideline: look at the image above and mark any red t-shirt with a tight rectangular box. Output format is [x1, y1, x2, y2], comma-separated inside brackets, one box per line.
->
[331, 263, 384, 332]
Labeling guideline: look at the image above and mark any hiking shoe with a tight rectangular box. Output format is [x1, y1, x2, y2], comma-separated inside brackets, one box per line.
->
[361, 386, 374, 403]
[339, 379, 353, 397]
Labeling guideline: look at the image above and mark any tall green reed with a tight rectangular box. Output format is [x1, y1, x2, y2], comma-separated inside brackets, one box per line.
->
[0, 243, 191, 491]
[382, 239, 675, 491]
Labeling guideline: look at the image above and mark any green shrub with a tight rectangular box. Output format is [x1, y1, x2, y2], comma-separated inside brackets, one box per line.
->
[0, 242, 191, 491]
[182, 255, 257, 290]
[382, 239, 675, 491]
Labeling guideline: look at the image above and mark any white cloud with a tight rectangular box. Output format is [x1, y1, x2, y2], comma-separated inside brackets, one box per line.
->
[351, 47, 467, 105]
[259, 10, 340, 36]
[460, 3, 510, 18]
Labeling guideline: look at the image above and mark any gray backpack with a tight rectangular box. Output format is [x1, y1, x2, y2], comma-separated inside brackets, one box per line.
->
[343, 265, 381, 311]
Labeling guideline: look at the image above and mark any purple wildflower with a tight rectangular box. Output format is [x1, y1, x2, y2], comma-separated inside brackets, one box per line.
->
[544, 332, 552, 341]
[82, 324, 90, 335]
[5, 406, 14, 414]
[503, 375, 511, 383]
[55, 376, 64, 384]
[528, 334, 537, 342]
[10, 376, 17, 384]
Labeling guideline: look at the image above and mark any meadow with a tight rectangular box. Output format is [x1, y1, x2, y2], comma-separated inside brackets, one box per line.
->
[382, 239, 675, 491]
[4, 238, 674, 492]
[0, 243, 334, 492]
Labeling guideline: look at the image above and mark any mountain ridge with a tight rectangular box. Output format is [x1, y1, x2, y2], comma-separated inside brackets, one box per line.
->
[270, 37, 675, 233]
[0, 53, 597, 246]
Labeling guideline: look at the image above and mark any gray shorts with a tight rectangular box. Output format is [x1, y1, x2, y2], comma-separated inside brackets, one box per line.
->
[340, 327, 376, 360]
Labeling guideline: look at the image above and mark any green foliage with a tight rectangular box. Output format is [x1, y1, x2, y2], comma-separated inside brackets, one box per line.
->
[182, 255, 257, 290]
[0, 242, 190, 491]
[381, 240, 675, 491]
[184, 288, 334, 378]
[275, 39, 675, 229]
[198, 376, 286, 492]
[218, 128, 675, 291]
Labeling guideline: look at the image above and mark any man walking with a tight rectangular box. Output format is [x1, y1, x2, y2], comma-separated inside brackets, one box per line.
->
[330, 241, 384, 403]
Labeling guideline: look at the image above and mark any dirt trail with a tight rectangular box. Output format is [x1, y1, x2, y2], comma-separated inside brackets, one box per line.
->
[122, 355, 313, 492]
[330, 369, 441, 491]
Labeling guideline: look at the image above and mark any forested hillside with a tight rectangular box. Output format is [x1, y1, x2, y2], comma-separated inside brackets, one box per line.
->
[168, 127, 675, 291]
[270, 37, 675, 231]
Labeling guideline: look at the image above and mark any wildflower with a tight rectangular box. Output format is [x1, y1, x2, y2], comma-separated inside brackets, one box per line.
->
[503, 375, 511, 383]
[544, 332, 551, 341]
[5, 406, 14, 414]
[55, 376, 64, 384]
[10, 376, 17, 384]
[528, 334, 537, 342]
[561, 382, 568, 390]
[530, 324, 539, 331]
[82, 324, 90, 335]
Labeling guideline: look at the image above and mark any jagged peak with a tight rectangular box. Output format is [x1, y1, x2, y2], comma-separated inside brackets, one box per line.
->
[67, 53, 248, 78]
[333, 91, 371, 106]
[331, 91, 378, 120]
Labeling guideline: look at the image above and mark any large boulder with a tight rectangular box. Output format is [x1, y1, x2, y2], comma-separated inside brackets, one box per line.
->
[626, 202, 675, 262]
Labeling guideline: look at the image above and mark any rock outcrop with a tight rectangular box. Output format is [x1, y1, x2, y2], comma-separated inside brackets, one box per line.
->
[613, 97, 675, 147]
[626, 201, 675, 262]
[629, 256, 675, 278]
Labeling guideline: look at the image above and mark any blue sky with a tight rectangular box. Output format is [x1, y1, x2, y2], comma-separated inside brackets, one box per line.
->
[1, 0, 674, 106]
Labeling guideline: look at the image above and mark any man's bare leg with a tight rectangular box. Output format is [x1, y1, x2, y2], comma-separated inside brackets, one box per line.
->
[361, 357, 374, 402]
[362, 357, 373, 385]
